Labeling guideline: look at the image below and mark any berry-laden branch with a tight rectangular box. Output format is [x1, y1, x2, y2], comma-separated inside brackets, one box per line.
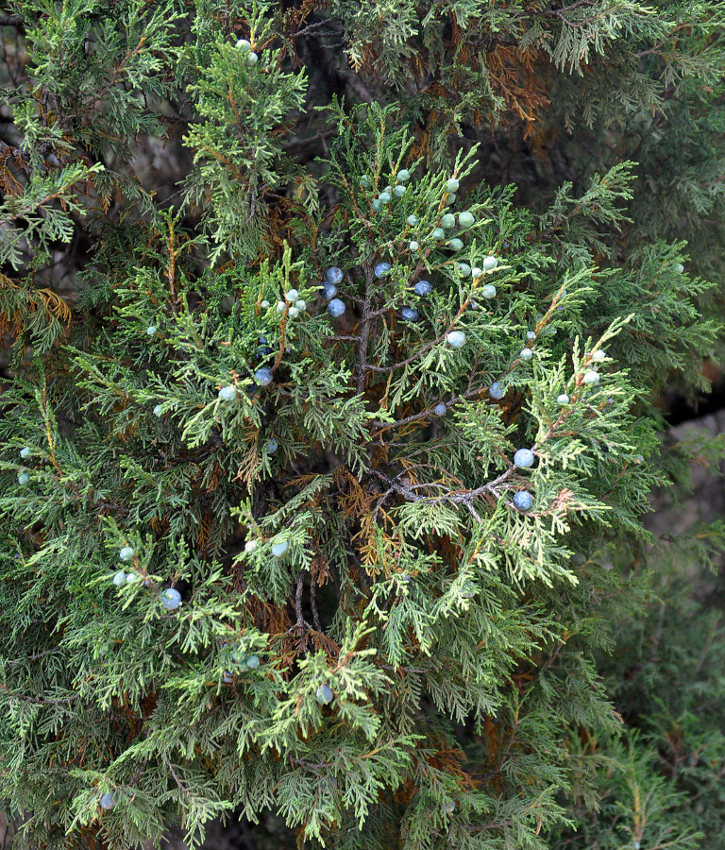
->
[365, 288, 475, 374]
[1, 13, 722, 850]
[371, 465, 516, 516]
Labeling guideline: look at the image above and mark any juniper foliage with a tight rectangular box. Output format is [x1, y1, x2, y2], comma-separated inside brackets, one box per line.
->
[0, 2, 724, 849]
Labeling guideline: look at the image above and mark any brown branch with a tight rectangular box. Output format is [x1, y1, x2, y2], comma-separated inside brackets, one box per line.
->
[0, 14, 24, 28]
[310, 579, 322, 633]
[5, 648, 61, 667]
[371, 384, 489, 435]
[372, 465, 515, 515]
[166, 758, 193, 800]
[0, 683, 77, 705]
[295, 574, 305, 630]
[356, 263, 375, 393]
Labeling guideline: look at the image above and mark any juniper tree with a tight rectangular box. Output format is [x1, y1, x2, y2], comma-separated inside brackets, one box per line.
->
[1, 2, 724, 850]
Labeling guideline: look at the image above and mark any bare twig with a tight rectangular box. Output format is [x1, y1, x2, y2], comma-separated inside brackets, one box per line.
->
[5, 648, 61, 667]
[0, 683, 77, 705]
[310, 578, 322, 633]
[0, 14, 24, 28]
[295, 574, 305, 630]
[372, 465, 515, 518]
[356, 263, 375, 393]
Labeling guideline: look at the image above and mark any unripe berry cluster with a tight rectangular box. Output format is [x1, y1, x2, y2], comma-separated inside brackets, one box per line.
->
[223, 647, 262, 681]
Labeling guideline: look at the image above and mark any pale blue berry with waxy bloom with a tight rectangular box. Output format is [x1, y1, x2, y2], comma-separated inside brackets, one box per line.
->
[409, 241, 419, 252]
[482, 284, 496, 299]
[432, 228, 446, 240]
[316, 683, 334, 705]
[321, 281, 337, 300]
[328, 298, 346, 318]
[276, 300, 286, 312]
[236, 38, 251, 52]
[445, 178, 460, 194]
[446, 331, 466, 349]
[219, 385, 237, 401]
[520, 347, 533, 361]
[527, 331, 536, 340]
[285, 289, 299, 302]
[401, 306, 419, 322]
[326, 267, 343, 285]
[393, 185, 406, 197]
[460, 581, 476, 599]
[359, 175, 372, 187]
[458, 211, 474, 228]
[397, 169, 411, 182]
[513, 490, 533, 511]
[119, 546, 135, 561]
[20, 447, 31, 459]
[582, 370, 600, 385]
[442, 800, 456, 813]
[483, 255, 498, 271]
[457, 263, 471, 277]
[246, 654, 260, 669]
[414, 280, 432, 296]
[434, 402, 447, 416]
[100, 792, 117, 810]
[448, 238, 463, 251]
[441, 213, 456, 229]
[266, 438, 278, 453]
[125, 573, 139, 584]
[244, 539, 257, 552]
[255, 367, 273, 387]
[374, 262, 391, 278]
[489, 382, 504, 400]
[296, 299, 306, 311]
[260, 299, 270, 308]
[378, 192, 391, 204]
[223, 670, 234, 683]
[113, 571, 126, 587]
[288, 306, 299, 318]
[444, 193, 456, 206]
[557, 393, 570, 404]
[471, 267, 482, 279]
[371, 199, 382, 211]
[271, 540, 289, 557]
[160, 588, 182, 611]
[674, 263, 684, 274]
[513, 448, 535, 468]
[146, 325, 156, 336]
[247, 52, 258, 64]
[406, 214, 419, 227]
[591, 349, 606, 362]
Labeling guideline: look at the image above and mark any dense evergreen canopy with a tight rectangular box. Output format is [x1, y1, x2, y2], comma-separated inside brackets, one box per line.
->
[0, 2, 723, 849]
